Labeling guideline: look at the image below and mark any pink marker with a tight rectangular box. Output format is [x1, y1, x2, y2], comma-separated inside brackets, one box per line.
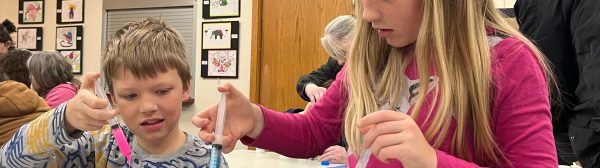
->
[95, 80, 132, 164]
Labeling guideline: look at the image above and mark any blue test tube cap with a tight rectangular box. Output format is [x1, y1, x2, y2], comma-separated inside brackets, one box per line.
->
[321, 160, 330, 166]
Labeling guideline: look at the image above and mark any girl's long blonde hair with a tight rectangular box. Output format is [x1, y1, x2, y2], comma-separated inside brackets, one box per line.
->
[344, 0, 556, 167]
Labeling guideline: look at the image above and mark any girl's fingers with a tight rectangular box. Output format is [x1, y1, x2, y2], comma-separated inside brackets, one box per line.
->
[362, 120, 405, 148]
[358, 111, 409, 128]
[370, 133, 404, 160]
[376, 144, 404, 164]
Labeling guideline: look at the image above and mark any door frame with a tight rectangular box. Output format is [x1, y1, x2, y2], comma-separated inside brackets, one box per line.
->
[250, 0, 262, 103]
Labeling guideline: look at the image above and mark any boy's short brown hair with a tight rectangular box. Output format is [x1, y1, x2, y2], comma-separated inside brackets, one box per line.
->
[103, 17, 191, 93]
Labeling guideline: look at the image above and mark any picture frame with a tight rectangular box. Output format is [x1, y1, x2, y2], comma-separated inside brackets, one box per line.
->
[57, 0, 84, 24]
[201, 49, 238, 78]
[18, 0, 44, 24]
[201, 21, 239, 49]
[16, 27, 43, 51]
[202, 0, 240, 19]
[55, 26, 83, 50]
[60, 50, 82, 74]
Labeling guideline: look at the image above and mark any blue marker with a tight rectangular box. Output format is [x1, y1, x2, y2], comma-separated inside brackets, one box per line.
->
[209, 93, 227, 168]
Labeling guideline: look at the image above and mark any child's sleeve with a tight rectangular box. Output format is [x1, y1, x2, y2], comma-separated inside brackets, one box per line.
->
[0, 102, 109, 167]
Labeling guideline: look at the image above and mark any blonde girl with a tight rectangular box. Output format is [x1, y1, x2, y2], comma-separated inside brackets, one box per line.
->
[193, 0, 557, 167]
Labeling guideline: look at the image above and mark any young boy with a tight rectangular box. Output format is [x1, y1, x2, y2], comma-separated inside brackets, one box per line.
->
[0, 18, 228, 167]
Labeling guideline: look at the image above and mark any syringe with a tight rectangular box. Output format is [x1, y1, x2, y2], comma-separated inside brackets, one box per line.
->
[94, 79, 132, 164]
[209, 93, 227, 168]
[356, 148, 372, 168]
[357, 106, 390, 168]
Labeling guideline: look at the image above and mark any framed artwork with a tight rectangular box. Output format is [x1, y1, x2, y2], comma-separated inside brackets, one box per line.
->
[60, 50, 82, 74]
[202, 0, 240, 19]
[202, 21, 239, 49]
[56, 26, 83, 50]
[18, 0, 44, 24]
[57, 0, 84, 24]
[201, 49, 238, 78]
[16, 27, 43, 51]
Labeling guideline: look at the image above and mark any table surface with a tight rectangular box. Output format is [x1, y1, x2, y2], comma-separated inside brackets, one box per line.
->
[224, 150, 346, 168]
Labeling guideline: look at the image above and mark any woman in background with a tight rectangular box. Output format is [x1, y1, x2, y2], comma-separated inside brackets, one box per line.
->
[28, 51, 80, 108]
[297, 15, 355, 105]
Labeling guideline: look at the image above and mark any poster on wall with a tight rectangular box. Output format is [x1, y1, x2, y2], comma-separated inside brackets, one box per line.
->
[57, 0, 84, 24]
[202, 0, 240, 19]
[201, 21, 239, 49]
[56, 26, 83, 50]
[60, 50, 82, 74]
[18, 0, 44, 24]
[16, 27, 43, 51]
[201, 49, 238, 78]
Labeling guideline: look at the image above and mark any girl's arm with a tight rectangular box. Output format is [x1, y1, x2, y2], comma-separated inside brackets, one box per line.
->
[243, 66, 348, 158]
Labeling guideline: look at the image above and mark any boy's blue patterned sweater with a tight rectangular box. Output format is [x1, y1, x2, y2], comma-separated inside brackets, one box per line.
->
[0, 102, 228, 168]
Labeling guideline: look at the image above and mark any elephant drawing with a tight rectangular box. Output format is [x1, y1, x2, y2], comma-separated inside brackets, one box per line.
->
[211, 30, 224, 39]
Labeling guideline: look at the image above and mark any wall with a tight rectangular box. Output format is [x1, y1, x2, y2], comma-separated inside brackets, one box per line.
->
[104, 0, 194, 10]
[0, 1, 6, 19]
[192, 0, 252, 113]
[3, 0, 104, 74]
[182, 1, 252, 149]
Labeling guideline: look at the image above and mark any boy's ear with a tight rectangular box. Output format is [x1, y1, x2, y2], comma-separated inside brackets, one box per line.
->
[110, 93, 117, 106]
[182, 81, 191, 100]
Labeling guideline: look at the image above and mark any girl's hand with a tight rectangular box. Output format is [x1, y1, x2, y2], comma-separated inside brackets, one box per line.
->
[357, 110, 437, 168]
[192, 83, 264, 153]
[65, 72, 116, 134]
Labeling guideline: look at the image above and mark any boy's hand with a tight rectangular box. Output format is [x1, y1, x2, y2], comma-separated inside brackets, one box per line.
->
[65, 72, 117, 134]
[357, 110, 437, 168]
[192, 83, 264, 153]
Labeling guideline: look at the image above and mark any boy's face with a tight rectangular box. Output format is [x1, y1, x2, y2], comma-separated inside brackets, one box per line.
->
[111, 68, 189, 142]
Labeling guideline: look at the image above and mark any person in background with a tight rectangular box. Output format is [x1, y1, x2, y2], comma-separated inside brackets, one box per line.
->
[515, 0, 600, 167]
[297, 15, 355, 105]
[0, 19, 16, 60]
[27, 51, 80, 108]
[193, 0, 558, 167]
[1, 49, 32, 87]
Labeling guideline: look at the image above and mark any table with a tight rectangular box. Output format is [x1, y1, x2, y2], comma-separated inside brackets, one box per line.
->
[224, 150, 346, 168]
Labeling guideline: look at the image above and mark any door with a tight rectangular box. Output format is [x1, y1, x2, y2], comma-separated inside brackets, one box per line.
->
[251, 1, 353, 111]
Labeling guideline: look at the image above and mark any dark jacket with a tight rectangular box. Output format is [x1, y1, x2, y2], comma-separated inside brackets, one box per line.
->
[514, 0, 579, 133]
[296, 57, 343, 102]
[515, 0, 600, 167]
